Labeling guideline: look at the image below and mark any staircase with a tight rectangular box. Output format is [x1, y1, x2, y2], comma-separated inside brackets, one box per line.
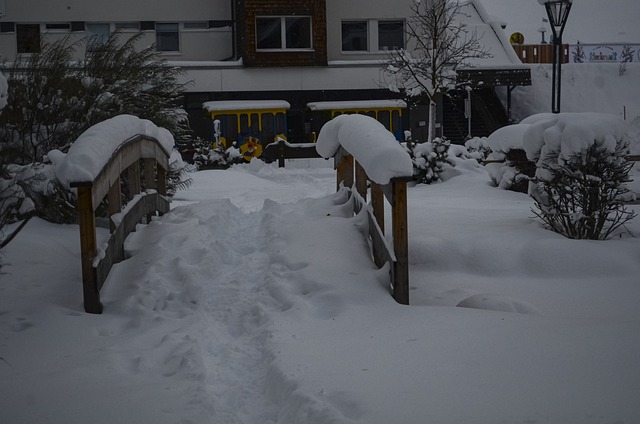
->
[442, 88, 508, 144]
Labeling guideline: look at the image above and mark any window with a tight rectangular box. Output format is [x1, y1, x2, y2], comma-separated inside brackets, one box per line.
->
[16, 24, 40, 53]
[86, 23, 110, 51]
[342, 20, 405, 52]
[256, 16, 312, 51]
[156, 23, 179, 52]
[45, 23, 71, 31]
[184, 22, 209, 30]
[378, 20, 404, 50]
[115, 22, 139, 31]
[342, 21, 367, 51]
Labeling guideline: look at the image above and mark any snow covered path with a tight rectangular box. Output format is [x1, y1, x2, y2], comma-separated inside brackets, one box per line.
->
[2, 160, 640, 424]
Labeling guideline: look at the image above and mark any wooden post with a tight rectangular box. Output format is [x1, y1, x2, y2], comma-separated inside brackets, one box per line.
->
[371, 182, 384, 235]
[76, 185, 102, 314]
[391, 180, 409, 305]
[107, 178, 121, 232]
[336, 154, 354, 191]
[144, 159, 156, 191]
[355, 161, 368, 201]
[144, 159, 156, 223]
[127, 161, 141, 201]
[278, 141, 286, 168]
[157, 166, 167, 197]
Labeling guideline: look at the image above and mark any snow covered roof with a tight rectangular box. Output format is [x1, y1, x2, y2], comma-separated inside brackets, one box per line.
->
[459, 0, 523, 66]
[307, 100, 407, 111]
[203, 100, 291, 112]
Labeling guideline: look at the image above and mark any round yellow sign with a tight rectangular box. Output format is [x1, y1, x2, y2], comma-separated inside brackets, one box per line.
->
[510, 32, 525, 45]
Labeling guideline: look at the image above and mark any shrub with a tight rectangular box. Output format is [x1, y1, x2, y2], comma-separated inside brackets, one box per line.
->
[407, 137, 452, 184]
[530, 139, 636, 240]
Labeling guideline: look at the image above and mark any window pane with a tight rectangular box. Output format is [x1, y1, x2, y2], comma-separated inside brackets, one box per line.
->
[262, 113, 275, 143]
[86, 23, 110, 51]
[392, 110, 402, 136]
[45, 23, 70, 30]
[16, 24, 40, 53]
[250, 113, 260, 134]
[378, 110, 391, 130]
[156, 23, 179, 51]
[223, 115, 238, 145]
[285, 17, 311, 49]
[378, 20, 404, 51]
[256, 17, 281, 49]
[276, 113, 286, 135]
[240, 114, 249, 135]
[184, 22, 208, 30]
[342, 21, 367, 51]
[115, 22, 139, 31]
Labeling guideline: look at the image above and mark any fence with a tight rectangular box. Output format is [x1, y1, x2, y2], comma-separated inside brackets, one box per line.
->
[512, 44, 569, 64]
[69, 135, 171, 313]
[333, 147, 411, 305]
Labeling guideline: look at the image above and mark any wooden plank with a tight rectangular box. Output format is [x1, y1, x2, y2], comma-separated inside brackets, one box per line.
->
[107, 178, 121, 233]
[355, 161, 368, 201]
[127, 161, 141, 201]
[368, 208, 395, 269]
[95, 193, 163, 292]
[391, 181, 409, 305]
[77, 185, 102, 314]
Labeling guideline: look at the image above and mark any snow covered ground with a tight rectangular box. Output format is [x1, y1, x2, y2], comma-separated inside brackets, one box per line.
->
[2, 154, 639, 423]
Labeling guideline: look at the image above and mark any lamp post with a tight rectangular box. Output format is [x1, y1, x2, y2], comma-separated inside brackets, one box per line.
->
[538, 0, 572, 113]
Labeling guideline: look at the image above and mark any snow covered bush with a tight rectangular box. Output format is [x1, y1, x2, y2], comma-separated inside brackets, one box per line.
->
[407, 137, 453, 184]
[0, 33, 194, 226]
[193, 141, 244, 169]
[476, 126, 536, 193]
[523, 113, 636, 240]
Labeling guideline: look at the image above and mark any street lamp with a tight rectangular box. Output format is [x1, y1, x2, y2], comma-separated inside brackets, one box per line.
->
[538, 0, 572, 113]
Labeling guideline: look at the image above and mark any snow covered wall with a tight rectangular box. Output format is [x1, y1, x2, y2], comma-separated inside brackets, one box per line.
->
[316, 114, 413, 185]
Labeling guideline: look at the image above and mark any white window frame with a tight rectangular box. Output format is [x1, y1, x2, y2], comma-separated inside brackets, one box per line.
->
[255, 16, 313, 52]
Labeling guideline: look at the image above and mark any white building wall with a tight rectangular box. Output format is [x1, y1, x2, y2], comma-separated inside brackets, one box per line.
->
[0, 0, 232, 62]
[0, 0, 230, 22]
[325, 0, 414, 62]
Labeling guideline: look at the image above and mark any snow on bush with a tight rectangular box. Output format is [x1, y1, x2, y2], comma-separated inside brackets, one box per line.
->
[523, 112, 636, 240]
[407, 137, 452, 184]
[482, 124, 536, 192]
[316, 114, 413, 185]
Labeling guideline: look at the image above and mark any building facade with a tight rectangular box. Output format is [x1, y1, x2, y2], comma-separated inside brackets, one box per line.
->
[0, 0, 528, 145]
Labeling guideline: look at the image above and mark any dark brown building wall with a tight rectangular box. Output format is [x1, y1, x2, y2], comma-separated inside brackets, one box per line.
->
[235, 0, 327, 67]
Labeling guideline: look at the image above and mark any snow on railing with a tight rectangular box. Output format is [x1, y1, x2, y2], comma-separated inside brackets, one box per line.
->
[316, 114, 413, 185]
[52, 115, 174, 314]
[316, 114, 413, 305]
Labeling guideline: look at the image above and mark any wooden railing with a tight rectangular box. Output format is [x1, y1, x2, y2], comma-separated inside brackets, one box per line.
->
[70, 135, 171, 314]
[334, 147, 411, 305]
[263, 139, 321, 167]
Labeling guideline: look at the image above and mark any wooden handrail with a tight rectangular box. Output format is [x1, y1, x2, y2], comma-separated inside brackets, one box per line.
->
[69, 134, 171, 314]
[334, 146, 411, 305]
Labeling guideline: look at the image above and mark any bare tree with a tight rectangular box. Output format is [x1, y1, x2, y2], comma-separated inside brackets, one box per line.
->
[384, 0, 492, 143]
